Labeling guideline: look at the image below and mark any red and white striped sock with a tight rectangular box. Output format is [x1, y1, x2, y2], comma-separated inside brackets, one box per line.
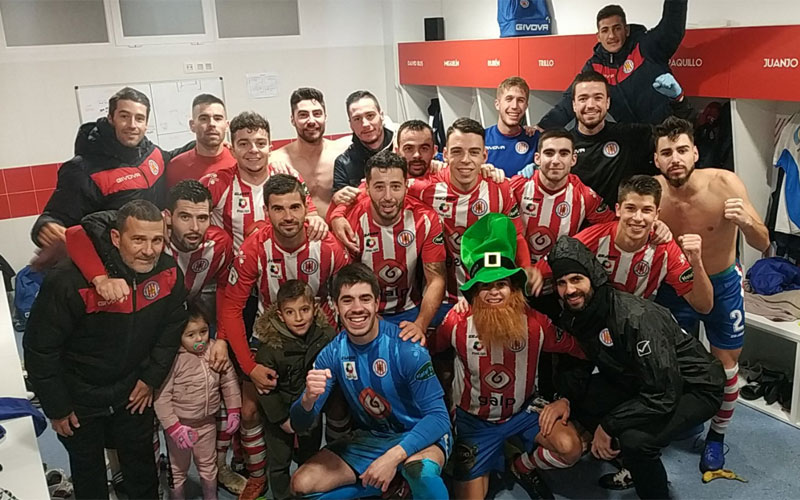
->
[710, 365, 739, 435]
[515, 447, 570, 473]
[240, 424, 267, 478]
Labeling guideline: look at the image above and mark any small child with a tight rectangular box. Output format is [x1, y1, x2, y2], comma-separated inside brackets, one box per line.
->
[155, 302, 242, 500]
[253, 280, 336, 500]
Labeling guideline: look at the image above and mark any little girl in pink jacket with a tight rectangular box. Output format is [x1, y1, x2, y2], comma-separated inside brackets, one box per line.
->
[155, 303, 242, 499]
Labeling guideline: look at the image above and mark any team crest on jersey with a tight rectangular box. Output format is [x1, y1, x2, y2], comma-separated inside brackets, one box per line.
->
[236, 196, 251, 214]
[529, 227, 555, 255]
[555, 201, 571, 218]
[397, 230, 415, 247]
[515, 141, 530, 154]
[633, 260, 651, 277]
[623, 59, 635, 74]
[603, 141, 620, 158]
[437, 201, 453, 218]
[142, 281, 160, 300]
[509, 338, 527, 352]
[344, 361, 358, 380]
[228, 267, 239, 285]
[148, 159, 160, 176]
[520, 0, 530, 8]
[378, 263, 403, 284]
[524, 201, 540, 217]
[268, 263, 283, 279]
[359, 387, 391, 419]
[191, 258, 210, 274]
[364, 235, 379, 253]
[301, 258, 319, 275]
[471, 199, 488, 216]
[599, 328, 614, 347]
[203, 172, 219, 185]
[372, 358, 388, 377]
[484, 365, 512, 390]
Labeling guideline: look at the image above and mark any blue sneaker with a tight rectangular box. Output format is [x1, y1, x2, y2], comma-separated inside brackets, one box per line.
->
[700, 441, 725, 472]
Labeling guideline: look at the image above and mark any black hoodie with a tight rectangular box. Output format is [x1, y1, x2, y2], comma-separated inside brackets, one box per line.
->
[538, 0, 688, 128]
[547, 236, 724, 437]
[31, 118, 191, 245]
[332, 127, 394, 192]
[23, 210, 188, 420]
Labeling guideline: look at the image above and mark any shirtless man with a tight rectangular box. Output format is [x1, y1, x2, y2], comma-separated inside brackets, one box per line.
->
[652, 116, 769, 473]
[271, 88, 348, 218]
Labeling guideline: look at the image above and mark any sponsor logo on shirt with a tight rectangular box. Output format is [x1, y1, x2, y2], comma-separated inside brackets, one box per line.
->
[228, 267, 239, 285]
[191, 258, 210, 274]
[359, 388, 391, 418]
[364, 235, 379, 253]
[433, 232, 445, 245]
[373, 358, 388, 377]
[378, 264, 403, 284]
[116, 172, 141, 184]
[236, 196, 251, 214]
[603, 141, 620, 158]
[437, 201, 454, 218]
[599, 328, 614, 347]
[636, 340, 652, 357]
[268, 262, 283, 279]
[679, 267, 694, 283]
[344, 361, 358, 380]
[415, 361, 435, 381]
[529, 227, 555, 254]
[483, 366, 512, 390]
[524, 201, 540, 217]
[142, 281, 160, 300]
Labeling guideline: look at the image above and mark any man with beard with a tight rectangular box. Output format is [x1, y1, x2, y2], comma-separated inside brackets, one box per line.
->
[485, 77, 540, 177]
[24, 200, 189, 500]
[271, 88, 349, 218]
[432, 214, 584, 500]
[166, 94, 235, 188]
[337, 150, 447, 337]
[547, 235, 725, 499]
[651, 116, 769, 472]
[332, 90, 394, 195]
[510, 129, 614, 263]
[537, 1, 688, 129]
[218, 173, 350, 498]
[290, 263, 450, 499]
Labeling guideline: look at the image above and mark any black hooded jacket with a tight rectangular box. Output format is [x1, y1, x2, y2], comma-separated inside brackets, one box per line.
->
[31, 118, 191, 245]
[548, 236, 724, 437]
[332, 127, 394, 192]
[538, 0, 687, 128]
[23, 210, 188, 420]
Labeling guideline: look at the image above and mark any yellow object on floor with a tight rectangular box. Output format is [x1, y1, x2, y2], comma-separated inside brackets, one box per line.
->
[702, 469, 749, 484]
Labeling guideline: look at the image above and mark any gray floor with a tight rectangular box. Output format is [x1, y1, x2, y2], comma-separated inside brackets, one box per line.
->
[19, 328, 800, 499]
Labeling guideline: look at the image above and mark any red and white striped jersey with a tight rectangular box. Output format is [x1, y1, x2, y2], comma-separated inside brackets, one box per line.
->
[414, 178, 529, 302]
[344, 195, 446, 315]
[163, 225, 232, 299]
[219, 225, 349, 374]
[510, 172, 614, 262]
[201, 163, 315, 251]
[432, 307, 583, 423]
[575, 221, 694, 298]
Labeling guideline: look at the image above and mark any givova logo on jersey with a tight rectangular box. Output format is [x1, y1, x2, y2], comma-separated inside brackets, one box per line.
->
[359, 387, 392, 419]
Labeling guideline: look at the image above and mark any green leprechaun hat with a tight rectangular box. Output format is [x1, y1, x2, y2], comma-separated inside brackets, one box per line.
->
[460, 212, 527, 300]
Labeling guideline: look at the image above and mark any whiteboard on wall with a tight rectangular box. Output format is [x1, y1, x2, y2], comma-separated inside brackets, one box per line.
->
[75, 77, 225, 151]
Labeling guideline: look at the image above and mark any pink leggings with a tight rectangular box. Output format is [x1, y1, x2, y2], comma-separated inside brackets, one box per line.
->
[167, 417, 217, 487]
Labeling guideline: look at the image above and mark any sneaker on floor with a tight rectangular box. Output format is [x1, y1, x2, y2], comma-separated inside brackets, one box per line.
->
[598, 467, 634, 490]
[231, 458, 247, 477]
[239, 474, 267, 500]
[510, 461, 554, 500]
[218, 464, 247, 496]
[700, 440, 725, 472]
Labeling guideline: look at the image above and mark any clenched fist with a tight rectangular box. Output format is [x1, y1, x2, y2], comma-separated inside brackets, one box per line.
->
[302, 368, 332, 409]
[724, 198, 752, 227]
[677, 233, 703, 266]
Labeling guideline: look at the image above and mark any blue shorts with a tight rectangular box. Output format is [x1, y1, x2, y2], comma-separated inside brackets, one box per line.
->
[656, 264, 746, 350]
[452, 408, 540, 481]
[326, 429, 452, 476]
[382, 303, 454, 328]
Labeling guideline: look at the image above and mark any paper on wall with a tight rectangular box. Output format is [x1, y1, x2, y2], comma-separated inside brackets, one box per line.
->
[246, 72, 278, 99]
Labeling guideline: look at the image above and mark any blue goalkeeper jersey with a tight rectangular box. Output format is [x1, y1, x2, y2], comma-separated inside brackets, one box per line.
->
[485, 125, 540, 177]
[290, 320, 449, 456]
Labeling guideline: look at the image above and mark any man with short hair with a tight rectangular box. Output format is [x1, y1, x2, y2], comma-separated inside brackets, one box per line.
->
[651, 116, 770, 471]
[24, 199, 189, 500]
[270, 87, 349, 218]
[332, 90, 394, 196]
[33, 87, 192, 248]
[336, 150, 447, 336]
[537, 0, 688, 129]
[485, 76, 540, 177]
[432, 214, 584, 500]
[510, 128, 614, 263]
[289, 263, 451, 499]
[201, 111, 326, 251]
[547, 235, 725, 499]
[414, 117, 530, 304]
[166, 94, 235, 188]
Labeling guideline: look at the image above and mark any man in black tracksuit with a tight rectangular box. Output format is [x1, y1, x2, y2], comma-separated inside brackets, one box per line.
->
[546, 235, 724, 499]
[332, 90, 393, 194]
[538, 0, 688, 128]
[24, 200, 188, 500]
[32, 87, 191, 248]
